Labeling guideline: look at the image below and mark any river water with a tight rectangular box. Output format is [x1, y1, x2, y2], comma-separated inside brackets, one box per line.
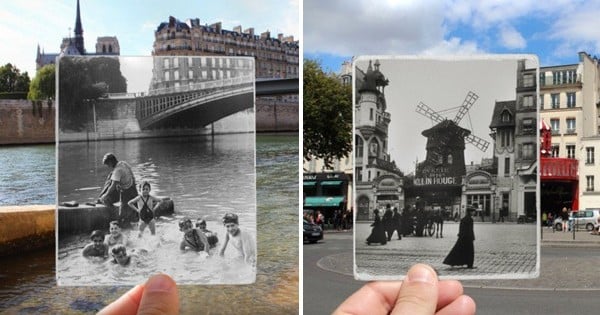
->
[0, 133, 299, 313]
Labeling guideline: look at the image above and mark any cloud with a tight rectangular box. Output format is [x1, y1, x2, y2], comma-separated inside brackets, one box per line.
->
[547, 2, 600, 55]
[305, 0, 454, 56]
[422, 37, 482, 55]
[499, 25, 526, 49]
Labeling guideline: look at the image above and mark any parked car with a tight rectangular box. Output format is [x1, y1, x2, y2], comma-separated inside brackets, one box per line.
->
[304, 219, 323, 243]
[554, 209, 600, 231]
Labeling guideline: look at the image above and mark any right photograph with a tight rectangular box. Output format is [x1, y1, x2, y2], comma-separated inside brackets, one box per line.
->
[353, 55, 540, 280]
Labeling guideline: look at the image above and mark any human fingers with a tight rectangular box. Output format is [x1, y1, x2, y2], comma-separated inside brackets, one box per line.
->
[436, 280, 464, 310]
[137, 274, 179, 315]
[435, 295, 476, 315]
[333, 281, 404, 315]
[97, 284, 145, 315]
[391, 263, 438, 315]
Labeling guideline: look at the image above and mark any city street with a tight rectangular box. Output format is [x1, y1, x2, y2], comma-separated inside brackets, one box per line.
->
[355, 221, 537, 279]
[304, 230, 600, 314]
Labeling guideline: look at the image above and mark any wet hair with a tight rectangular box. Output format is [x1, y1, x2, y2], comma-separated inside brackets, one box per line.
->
[140, 181, 151, 190]
[196, 219, 207, 228]
[109, 221, 119, 227]
[90, 230, 105, 240]
[102, 153, 117, 167]
[179, 218, 192, 230]
[112, 245, 127, 256]
[222, 213, 239, 225]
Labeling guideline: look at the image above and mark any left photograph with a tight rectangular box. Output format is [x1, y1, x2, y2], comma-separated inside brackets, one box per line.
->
[56, 55, 257, 285]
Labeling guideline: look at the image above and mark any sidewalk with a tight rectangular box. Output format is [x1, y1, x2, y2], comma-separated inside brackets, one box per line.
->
[541, 227, 600, 247]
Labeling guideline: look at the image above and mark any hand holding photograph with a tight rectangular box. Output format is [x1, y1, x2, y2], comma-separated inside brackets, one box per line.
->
[56, 55, 256, 285]
[353, 55, 540, 280]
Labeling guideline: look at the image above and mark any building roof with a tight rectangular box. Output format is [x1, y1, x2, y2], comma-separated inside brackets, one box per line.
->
[489, 100, 516, 128]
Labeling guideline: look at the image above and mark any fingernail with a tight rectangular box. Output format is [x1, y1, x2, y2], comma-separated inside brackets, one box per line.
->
[407, 265, 436, 284]
[146, 274, 175, 293]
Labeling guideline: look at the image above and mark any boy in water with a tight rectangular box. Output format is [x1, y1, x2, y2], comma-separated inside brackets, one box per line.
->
[82, 230, 109, 258]
[179, 218, 210, 253]
[110, 245, 132, 266]
[128, 181, 161, 237]
[104, 221, 127, 247]
[196, 219, 219, 248]
[219, 213, 256, 266]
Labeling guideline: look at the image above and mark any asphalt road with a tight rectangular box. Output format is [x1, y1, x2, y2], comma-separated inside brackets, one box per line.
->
[303, 231, 599, 315]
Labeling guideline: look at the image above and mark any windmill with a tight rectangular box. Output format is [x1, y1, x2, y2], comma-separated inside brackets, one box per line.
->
[414, 91, 490, 179]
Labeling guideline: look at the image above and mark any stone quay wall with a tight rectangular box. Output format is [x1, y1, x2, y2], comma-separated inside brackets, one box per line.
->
[0, 100, 55, 145]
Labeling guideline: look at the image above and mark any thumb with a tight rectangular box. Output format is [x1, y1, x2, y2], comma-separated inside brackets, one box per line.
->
[137, 274, 179, 315]
[392, 264, 438, 315]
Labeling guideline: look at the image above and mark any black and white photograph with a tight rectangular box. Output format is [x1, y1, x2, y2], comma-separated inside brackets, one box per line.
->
[56, 55, 257, 285]
[353, 55, 540, 280]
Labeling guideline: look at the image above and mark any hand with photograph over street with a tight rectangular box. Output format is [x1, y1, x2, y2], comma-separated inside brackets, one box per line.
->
[334, 264, 476, 315]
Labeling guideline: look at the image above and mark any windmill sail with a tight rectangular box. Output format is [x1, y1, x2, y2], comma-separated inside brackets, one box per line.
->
[453, 91, 479, 124]
[465, 133, 490, 152]
[416, 102, 445, 123]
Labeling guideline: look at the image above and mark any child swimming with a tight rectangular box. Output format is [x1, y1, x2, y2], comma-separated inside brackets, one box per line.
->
[82, 230, 109, 259]
[128, 181, 161, 237]
[196, 219, 219, 248]
[110, 245, 132, 266]
[104, 221, 127, 247]
[179, 218, 210, 253]
[219, 213, 255, 266]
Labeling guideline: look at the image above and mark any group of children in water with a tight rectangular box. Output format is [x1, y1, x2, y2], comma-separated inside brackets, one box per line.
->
[81, 181, 255, 267]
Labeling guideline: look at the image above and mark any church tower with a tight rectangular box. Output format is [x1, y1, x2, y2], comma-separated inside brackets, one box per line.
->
[74, 0, 85, 54]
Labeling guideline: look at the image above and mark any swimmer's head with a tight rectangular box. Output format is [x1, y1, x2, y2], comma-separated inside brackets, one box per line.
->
[140, 181, 151, 194]
[90, 230, 104, 241]
[178, 218, 193, 231]
[196, 219, 207, 228]
[222, 213, 239, 225]
[102, 153, 117, 168]
[109, 221, 120, 234]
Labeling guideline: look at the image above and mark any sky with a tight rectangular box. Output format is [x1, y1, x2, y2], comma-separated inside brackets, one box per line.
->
[355, 56, 537, 173]
[304, 0, 600, 73]
[0, 0, 299, 77]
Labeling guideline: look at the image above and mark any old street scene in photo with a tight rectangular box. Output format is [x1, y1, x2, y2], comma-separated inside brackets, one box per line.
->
[56, 55, 257, 285]
[354, 56, 539, 280]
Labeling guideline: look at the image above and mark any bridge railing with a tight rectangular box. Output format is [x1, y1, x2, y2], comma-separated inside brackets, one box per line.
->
[136, 82, 253, 121]
[148, 75, 254, 96]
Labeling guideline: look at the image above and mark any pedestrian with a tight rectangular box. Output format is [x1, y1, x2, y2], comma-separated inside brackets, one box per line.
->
[542, 212, 547, 227]
[443, 208, 475, 269]
[391, 207, 402, 240]
[435, 208, 444, 238]
[382, 204, 394, 241]
[547, 212, 553, 228]
[98, 153, 139, 229]
[561, 207, 569, 232]
[366, 209, 387, 245]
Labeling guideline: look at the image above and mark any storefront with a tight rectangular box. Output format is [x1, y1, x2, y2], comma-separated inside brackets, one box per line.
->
[303, 172, 349, 219]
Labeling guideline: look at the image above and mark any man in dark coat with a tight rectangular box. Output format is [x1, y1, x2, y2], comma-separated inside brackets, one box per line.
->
[382, 204, 394, 241]
[443, 208, 475, 268]
[391, 207, 402, 240]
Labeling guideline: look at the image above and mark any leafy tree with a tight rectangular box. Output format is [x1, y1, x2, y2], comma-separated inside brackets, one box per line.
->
[28, 64, 56, 100]
[0, 63, 30, 98]
[58, 57, 127, 131]
[303, 59, 352, 169]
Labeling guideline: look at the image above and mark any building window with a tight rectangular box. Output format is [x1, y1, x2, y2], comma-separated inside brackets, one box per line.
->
[567, 92, 576, 108]
[189, 70, 193, 79]
[586, 175, 595, 192]
[164, 71, 170, 81]
[566, 118, 576, 134]
[586, 147, 595, 165]
[369, 108, 374, 121]
[551, 93, 560, 109]
[504, 157, 510, 175]
[550, 119, 560, 134]
[552, 71, 561, 85]
[567, 70, 576, 83]
[551, 144, 559, 157]
[500, 130, 511, 148]
[523, 74, 534, 87]
[356, 167, 362, 182]
[522, 95, 533, 108]
[540, 94, 544, 109]
[163, 58, 169, 68]
[522, 143, 534, 159]
[539, 72, 545, 86]
[522, 118, 534, 134]
[356, 136, 364, 158]
[567, 145, 575, 159]
[173, 58, 179, 68]
[501, 111, 511, 122]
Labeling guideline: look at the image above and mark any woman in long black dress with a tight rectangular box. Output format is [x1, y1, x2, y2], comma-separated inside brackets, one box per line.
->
[366, 209, 387, 245]
[443, 208, 475, 268]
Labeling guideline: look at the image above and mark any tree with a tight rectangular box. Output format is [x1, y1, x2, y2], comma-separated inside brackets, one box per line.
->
[0, 63, 30, 98]
[303, 59, 353, 169]
[28, 64, 55, 100]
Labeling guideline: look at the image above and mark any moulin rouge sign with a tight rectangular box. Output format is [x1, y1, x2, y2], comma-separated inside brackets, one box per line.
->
[414, 166, 460, 186]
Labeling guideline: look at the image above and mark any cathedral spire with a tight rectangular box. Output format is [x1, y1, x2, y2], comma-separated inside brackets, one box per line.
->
[74, 0, 85, 54]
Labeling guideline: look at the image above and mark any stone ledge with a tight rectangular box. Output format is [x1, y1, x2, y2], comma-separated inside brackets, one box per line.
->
[0, 205, 55, 256]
